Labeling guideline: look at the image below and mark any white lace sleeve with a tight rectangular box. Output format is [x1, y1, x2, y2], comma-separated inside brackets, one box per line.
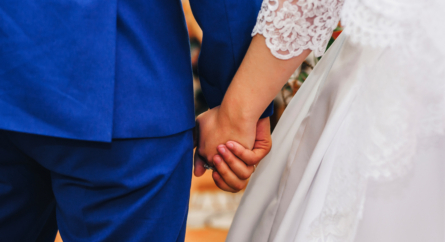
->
[252, 0, 344, 59]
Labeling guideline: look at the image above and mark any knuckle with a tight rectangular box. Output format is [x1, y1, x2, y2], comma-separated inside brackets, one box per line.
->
[214, 178, 222, 187]
[252, 157, 262, 165]
[215, 181, 225, 191]
[238, 166, 253, 180]
[244, 158, 256, 166]
[216, 181, 232, 193]
[233, 182, 245, 191]
[213, 175, 224, 188]
[239, 170, 251, 180]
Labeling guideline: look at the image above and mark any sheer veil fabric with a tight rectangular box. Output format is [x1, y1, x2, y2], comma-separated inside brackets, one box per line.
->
[226, 0, 445, 241]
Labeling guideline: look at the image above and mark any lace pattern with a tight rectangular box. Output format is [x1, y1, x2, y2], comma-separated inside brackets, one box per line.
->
[252, 0, 344, 59]
[341, 0, 445, 57]
[254, 0, 445, 60]
[340, 0, 418, 49]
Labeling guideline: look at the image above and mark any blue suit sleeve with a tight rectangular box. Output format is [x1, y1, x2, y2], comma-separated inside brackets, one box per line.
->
[189, 0, 273, 119]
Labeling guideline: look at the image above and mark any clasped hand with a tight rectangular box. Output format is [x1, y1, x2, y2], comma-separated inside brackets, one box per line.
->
[194, 106, 272, 192]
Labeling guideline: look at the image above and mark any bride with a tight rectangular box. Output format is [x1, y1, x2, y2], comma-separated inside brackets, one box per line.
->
[195, 0, 445, 241]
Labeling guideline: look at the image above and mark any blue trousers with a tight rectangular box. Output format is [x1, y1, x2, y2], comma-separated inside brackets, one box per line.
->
[0, 129, 193, 242]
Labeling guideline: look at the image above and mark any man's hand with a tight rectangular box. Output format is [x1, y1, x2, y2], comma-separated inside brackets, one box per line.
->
[194, 117, 271, 193]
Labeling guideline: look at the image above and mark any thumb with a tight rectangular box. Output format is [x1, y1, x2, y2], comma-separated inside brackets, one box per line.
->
[250, 117, 272, 164]
[194, 150, 207, 177]
[253, 117, 272, 153]
[224, 118, 272, 166]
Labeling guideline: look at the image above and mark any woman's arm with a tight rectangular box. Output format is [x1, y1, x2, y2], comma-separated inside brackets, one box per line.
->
[220, 35, 311, 128]
[196, 0, 343, 192]
[196, 35, 311, 163]
[218, 0, 344, 127]
[194, 35, 310, 192]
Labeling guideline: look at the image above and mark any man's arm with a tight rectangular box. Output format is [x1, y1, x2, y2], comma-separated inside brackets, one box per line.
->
[188, 0, 273, 118]
[189, 0, 274, 192]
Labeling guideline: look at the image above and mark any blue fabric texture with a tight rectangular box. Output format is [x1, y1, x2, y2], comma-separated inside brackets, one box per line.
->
[0, 0, 272, 142]
[0, 129, 193, 242]
[0, 2, 273, 241]
[189, 0, 274, 119]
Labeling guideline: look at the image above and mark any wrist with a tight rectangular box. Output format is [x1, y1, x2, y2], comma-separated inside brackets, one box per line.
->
[215, 104, 257, 150]
[218, 98, 259, 130]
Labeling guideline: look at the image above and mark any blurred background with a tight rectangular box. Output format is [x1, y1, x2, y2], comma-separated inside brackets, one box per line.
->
[55, 1, 341, 241]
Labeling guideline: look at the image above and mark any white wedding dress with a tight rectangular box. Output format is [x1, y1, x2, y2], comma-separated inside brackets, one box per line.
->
[226, 0, 445, 241]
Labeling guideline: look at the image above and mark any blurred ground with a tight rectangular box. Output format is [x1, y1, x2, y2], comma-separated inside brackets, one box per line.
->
[185, 170, 242, 241]
[185, 228, 228, 242]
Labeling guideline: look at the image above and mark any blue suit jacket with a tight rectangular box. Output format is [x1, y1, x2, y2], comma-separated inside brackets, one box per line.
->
[0, 0, 272, 142]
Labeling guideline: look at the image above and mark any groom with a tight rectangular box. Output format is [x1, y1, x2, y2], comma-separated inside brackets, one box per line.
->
[0, 0, 272, 241]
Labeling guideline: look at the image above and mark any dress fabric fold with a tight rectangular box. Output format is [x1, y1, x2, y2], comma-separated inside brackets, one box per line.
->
[226, 32, 445, 242]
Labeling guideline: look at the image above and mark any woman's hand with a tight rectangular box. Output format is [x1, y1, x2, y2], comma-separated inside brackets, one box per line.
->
[194, 116, 271, 193]
[211, 118, 271, 192]
[194, 106, 257, 170]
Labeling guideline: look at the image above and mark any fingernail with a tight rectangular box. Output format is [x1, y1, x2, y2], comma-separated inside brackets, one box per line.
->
[214, 156, 222, 164]
[218, 146, 226, 153]
[227, 142, 234, 149]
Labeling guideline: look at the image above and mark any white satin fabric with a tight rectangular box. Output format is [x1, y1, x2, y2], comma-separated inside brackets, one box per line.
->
[226, 33, 445, 242]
